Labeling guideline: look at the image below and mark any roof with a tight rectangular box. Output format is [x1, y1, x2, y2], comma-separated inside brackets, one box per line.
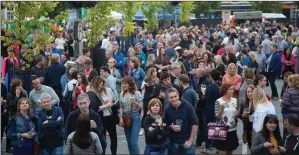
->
[262, 13, 286, 19]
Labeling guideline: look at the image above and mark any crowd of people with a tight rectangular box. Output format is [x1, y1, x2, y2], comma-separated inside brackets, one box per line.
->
[1, 20, 299, 155]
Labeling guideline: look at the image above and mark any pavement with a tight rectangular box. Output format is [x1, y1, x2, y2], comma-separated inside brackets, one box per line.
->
[1, 79, 284, 155]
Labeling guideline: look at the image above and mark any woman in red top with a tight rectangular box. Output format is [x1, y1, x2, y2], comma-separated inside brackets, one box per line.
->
[72, 72, 89, 110]
[222, 63, 242, 98]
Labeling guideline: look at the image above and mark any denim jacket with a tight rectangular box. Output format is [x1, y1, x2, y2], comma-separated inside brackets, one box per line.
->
[7, 115, 38, 147]
[128, 67, 145, 89]
[37, 106, 64, 141]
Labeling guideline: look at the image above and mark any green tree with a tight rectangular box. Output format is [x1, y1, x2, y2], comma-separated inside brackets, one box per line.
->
[85, 2, 116, 47]
[141, 2, 164, 31]
[1, 2, 70, 71]
[117, 2, 141, 39]
[192, 2, 221, 17]
[250, 2, 283, 13]
[179, 2, 195, 25]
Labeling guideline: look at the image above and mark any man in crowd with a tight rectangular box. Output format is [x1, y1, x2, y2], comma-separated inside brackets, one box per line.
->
[31, 55, 47, 84]
[169, 63, 182, 86]
[265, 44, 282, 100]
[65, 93, 105, 153]
[163, 88, 198, 155]
[178, 74, 198, 110]
[283, 114, 299, 154]
[29, 75, 60, 115]
[111, 41, 124, 77]
[38, 93, 64, 154]
[151, 72, 179, 109]
[261, 34, 272, 58]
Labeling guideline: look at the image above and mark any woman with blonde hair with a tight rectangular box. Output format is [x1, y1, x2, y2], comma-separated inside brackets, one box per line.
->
[281, 74, 299, 116]
[251, 87, 276, 135]
[143, 98, 169, 155]
[214, 55, 224, 68]
[145, 54, 156, 72]
[222, 63, 242, 98]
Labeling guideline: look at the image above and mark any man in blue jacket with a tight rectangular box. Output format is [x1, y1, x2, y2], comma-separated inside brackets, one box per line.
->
[265, 44, 282, 100]
[65, 93, 106, 154]
[111, 41, 124, 77]
[163, 88, 198, 155]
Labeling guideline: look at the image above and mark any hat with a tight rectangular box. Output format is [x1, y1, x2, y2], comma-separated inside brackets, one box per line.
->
[174, 46, 181, 51]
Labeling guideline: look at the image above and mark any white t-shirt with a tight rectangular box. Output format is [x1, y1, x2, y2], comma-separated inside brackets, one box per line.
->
[63, 79, 78, 96]
[55, 38, 66, 50]
[100, 87, 116, 117]
[215, 97, 238, 132]
[251, 101, 276, 132]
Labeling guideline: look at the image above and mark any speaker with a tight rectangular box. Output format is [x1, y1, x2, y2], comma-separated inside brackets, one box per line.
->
[74, 21, 83, 41]
[91, 47, 107, 69]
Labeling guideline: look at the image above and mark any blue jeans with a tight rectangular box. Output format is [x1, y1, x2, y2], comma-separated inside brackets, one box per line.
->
[40, 146, 63, 155]
[144, 144, 168, 155]
[124, 112, 141, 155]
[99, 133, 107, 154]
[169, 143, 195, 155]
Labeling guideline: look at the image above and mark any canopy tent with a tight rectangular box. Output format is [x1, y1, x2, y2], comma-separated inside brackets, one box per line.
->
[262, 13, 286, 19]
[111, 11, 123, 20]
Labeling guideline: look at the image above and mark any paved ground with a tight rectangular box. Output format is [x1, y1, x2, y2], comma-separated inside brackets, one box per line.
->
[1, 79, 284, 154]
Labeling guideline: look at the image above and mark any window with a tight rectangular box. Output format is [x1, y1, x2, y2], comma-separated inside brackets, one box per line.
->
[6, 9, 14, 20]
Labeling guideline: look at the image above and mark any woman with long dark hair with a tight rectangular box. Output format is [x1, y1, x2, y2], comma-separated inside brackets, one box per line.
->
[154, 47, 170, 72]
[72, 72, 89, 110]
[250, 114, 286, 155]
[281, 47, 295, 74]
[64, 113, 103, 154]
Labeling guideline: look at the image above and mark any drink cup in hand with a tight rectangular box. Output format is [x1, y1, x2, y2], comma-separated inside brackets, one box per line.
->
[129, 97, 135, 104]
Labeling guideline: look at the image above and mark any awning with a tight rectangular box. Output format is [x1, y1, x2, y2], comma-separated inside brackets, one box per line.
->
[262, 13, 286, 19]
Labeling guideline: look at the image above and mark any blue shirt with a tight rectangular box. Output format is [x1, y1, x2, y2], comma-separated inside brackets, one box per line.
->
[113, 51, 125, 77]
[128, 68, 145, 89]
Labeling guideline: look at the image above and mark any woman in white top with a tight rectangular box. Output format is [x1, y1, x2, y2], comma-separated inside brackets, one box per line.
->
[213, 83, 239, 155]
[63, 71, 78, 97]
[55, 32, 66, 51]
[99, 80, 118, 155]
[251, 87, 276, 134]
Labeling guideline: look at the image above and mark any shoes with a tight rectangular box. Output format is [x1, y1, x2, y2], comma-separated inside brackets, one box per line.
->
[139, 128, 144, 136]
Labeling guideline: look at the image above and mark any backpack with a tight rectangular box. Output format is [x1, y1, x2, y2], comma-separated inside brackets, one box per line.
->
[62, 84, 74, 112]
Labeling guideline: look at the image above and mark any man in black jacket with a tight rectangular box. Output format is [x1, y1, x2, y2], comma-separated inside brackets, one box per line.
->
[65, 93, 106, 153]
[151, 72, 179, 109]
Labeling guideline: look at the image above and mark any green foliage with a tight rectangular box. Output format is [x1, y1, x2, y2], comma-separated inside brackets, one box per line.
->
[192, 2, 221, 15]
[85, 2, 116, 47]
[1, 1, 69, 71]
[250, 2, 283, 13]
[141, 2, 164, 31]
[179, 2, 195, 24]
[117, 2, 141, 38]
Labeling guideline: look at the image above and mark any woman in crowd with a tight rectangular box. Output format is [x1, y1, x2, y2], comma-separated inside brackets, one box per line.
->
[7, 98, 37, 155]
[281, 72, 294, 98]
[98, 78, 118, 155]
[203, 51, 215, 69]
[61, 64, 76, 93]
[135, 43, 147, 69]
[83, 58, 93, 79]
[72, 72, 88, 110]
[145, 54, 156, 72]
[124, 48, 135, 77]
[6, 78, 28, 118]
[239, 68, 254, 108]
[55, 32, 66, 51]
[170, 47, 183, 64]
[239, 84, 255, 148]
[281, 47, 295, 74]
[214, 83, 239, 155]
[107, 57, 121, 94]
[87, 76, 111, 154]
[222, 63, 242, 98]
[251, 87, 276, 135]
[119, 77, 143, 155]
[250, 114, 286, 155]
[281, 74, 299, 116]
[128, 57, 146, 91]
[154, 47, 170, 72]
[143, 99, 169, 155]
[214, 55, 224, 68]
[140, 67, 160, 136]
[253, 74, 271, 100]
[64, 113, 103, 155]
[225, 53, 238, 66]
